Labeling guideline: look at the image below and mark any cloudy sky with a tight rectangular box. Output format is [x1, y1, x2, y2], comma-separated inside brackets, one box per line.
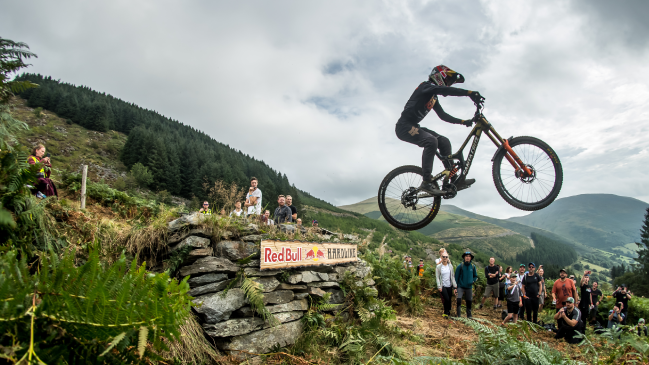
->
[2, 0, 648, 218]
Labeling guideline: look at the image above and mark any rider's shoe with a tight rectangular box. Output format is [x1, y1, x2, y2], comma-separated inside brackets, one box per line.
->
[455, 176, 476, 191]
[418, 180, 446, 196]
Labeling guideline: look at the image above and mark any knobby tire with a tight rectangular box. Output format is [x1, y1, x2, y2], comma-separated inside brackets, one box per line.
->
[492, 136, 563, 211]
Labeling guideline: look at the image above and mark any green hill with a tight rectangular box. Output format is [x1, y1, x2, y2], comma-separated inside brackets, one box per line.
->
[507, 194, 648, 253]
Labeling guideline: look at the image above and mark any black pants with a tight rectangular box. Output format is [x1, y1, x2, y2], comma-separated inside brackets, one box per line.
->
[525, 297, 539, 323]
[519, 298, 527, 318]
[395, 122, 452, 179]
[441, 286, 454, 316]
[622, 310, 628, 325]
[555, 325, 581, 344]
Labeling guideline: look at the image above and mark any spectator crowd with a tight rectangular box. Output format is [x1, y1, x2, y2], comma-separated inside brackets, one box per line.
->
[404, 247, 644, 345]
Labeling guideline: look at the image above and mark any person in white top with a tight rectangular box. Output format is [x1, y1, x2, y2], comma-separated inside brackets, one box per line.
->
[230, 201, 245, 217]
[264, 210, 274, 226]
[436, 252, 457, 317]
[435, 248, 451, 265]
[244, 177, 262, 215]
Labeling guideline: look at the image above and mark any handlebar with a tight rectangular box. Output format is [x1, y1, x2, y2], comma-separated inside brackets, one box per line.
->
[472, 102, 484, 122]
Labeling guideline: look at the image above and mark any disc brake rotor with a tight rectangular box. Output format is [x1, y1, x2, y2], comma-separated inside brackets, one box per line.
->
[515, 164, 536, 184]
[401, 187, 419, 210]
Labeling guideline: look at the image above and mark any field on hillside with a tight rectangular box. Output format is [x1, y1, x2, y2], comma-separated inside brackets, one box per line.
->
[9, 97, 129, 183]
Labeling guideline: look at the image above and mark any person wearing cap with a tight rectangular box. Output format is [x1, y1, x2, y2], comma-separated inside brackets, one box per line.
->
[501, 273, 523, 325]
[521, 262, 542, 324]
[516, 264, 527, 318]
[607, 302, 625, 329]
[403, 256, 413, 271]
[554, 297, 583, 344]
[552, 269, 578, 312]
[479, 257, 500, 310]
[637, 318, 647, 336]
[436, 252, 457, 317]
[454, 251, 478, 318]
[418, 259, 425, 277]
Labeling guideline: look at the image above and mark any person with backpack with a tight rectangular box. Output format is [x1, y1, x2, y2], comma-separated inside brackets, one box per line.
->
[501, 273, 523, 325]
[435, 252, 457, 317]
[521, 262, 542, 324]
[454, 251, 478, 319]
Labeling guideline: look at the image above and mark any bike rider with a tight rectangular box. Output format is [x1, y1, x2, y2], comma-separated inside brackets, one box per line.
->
[395, 65, 485, 195]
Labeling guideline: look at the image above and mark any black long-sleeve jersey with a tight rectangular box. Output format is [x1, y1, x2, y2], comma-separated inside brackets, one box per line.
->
[397, 81, 470, 126]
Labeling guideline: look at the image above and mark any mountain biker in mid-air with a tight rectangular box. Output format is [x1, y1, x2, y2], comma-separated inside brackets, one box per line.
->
[395, 65, 485, 196]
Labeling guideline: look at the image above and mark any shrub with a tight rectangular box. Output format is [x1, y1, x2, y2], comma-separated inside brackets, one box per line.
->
[33, 106, 43, 118]
[130, 162, 153, 188]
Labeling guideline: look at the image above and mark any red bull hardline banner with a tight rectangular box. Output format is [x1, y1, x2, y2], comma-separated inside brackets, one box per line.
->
[260, 240, 358, 270]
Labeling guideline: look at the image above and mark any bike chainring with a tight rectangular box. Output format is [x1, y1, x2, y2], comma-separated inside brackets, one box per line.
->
[515, 164, 536, 184]
[401, 187, 420, 209]
[442, 182, 457, 200]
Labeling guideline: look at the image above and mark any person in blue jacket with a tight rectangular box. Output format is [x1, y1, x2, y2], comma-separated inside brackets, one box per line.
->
[455, 251, 479, 318]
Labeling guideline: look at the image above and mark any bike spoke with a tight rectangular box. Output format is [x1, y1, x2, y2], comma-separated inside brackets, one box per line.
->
[498, 142, 558, 205]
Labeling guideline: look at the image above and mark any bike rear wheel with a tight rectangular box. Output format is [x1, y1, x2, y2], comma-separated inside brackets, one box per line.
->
[378, 165, 441, 230]
[492, 136, 563, 211]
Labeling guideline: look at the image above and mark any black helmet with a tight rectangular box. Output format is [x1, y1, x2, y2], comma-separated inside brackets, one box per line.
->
[429, 65, 465, 87]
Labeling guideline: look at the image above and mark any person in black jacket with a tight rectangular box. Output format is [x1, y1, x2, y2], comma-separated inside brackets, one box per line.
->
[395, 65, 484, 196]
[521, 263, 542, 324]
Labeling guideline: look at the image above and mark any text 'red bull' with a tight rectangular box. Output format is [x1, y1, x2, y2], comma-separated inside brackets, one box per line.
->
[264, 247, 302, 263]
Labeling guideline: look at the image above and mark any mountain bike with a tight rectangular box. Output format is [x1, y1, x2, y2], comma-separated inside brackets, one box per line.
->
[378, 102, 563, 230]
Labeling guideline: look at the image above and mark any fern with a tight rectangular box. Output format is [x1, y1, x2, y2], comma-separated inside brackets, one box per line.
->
[138, 326, 148, 358]
[240, 275, 279, 326]
[99, 332, 127, 357]
[0, 248, 193, 363]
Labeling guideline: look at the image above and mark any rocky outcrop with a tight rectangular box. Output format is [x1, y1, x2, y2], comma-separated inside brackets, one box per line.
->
[167, 215, 374, 358]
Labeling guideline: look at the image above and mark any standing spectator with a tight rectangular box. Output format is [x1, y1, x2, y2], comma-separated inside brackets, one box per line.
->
[479, 257, 500, 310]
[312, 220, 319, 227]
[219, 209, 226, 216]
[503, 266, 513, 285]
[264, 210, 274, 226]
[498, 265, 506, 308]
[435, 248, 449, 265]
[230, 201, 244, 217]
[435, 252, 457, 317]
[403, 256, 413, 271]
[613, 285, 632, 325]
[418, 259, 425, 276]
[273, 195, 293, 224]
[554, 297, 583, 344]
[286, 195, 298, 221]
[569, 275, 577, 285]
[455, 251, 478, 319]
[578, 274, 592, 324]
[27, 143, 58, 198]
[199, 201, 212, 215]
[552, 269, 578, 312]
[589, 281, 602, 324]
[538, 267, 547, 311]
[521, 263, 542, 324]
[607, 302, 625, 328]
[244, 177, 262, 216]
[502, 274, 523, 325]
[516, 264, 527, 318]
[296, 218, 303, 227]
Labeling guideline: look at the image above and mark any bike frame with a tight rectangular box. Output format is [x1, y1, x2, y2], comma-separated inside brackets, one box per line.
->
[430, 105, 532, 185]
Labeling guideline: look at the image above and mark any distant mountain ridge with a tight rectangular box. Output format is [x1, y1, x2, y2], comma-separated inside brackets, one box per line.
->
[507, 194, 648, 251]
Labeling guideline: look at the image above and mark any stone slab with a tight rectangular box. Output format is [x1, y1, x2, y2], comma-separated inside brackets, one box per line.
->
[215, 240, 258, 261]
[244, 268, 282, 277]
[193, 288, 246, 323]
[235, 299, 308, 317]
[187, 273, 229, 288]
[308, 281, 339, 288]
[278, 283, 307, 290]
[170, 235, 210, 253]
[168, 227, 213, 245]
[188, 279, 233, 297]
[218, 320, 303, 359]
[203, 311, 304, 338]
[180, 257, 240, 277]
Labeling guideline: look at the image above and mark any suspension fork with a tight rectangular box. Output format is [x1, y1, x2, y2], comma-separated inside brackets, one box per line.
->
[485, 124, 533, 176]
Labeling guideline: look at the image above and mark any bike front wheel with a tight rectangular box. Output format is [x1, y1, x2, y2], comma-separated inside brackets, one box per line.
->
[492, 136, 563, 211]
[378, 165, 441, 230]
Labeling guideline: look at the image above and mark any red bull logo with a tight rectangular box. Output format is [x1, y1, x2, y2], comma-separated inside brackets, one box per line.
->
[305, 246, 325, 261]
[260, 240, 358, 269]
[264, 247, 302, 263]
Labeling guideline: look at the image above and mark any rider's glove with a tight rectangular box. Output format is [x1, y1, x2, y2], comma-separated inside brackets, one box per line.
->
[461, 119, 473, 127]
[468, 91, 485, 104]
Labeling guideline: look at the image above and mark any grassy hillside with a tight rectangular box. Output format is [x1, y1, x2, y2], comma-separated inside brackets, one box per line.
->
[508, 194, 648, 252]
[339, 197, 533, 264]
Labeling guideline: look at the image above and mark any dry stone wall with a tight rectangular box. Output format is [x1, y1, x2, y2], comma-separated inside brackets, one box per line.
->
[167, 213, 375, 358]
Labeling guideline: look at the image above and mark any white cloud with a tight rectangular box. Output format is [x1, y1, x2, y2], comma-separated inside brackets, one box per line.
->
[1, 0, 648, 219]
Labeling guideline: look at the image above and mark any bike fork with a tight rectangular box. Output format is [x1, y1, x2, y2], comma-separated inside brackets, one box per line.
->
[502, 139, 532, 176]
